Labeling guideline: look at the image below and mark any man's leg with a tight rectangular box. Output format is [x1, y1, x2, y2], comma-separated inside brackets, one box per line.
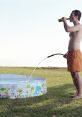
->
[71, 72, 82, 97]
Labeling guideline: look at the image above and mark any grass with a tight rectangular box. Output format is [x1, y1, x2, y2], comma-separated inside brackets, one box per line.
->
[0, 67, 82, 117]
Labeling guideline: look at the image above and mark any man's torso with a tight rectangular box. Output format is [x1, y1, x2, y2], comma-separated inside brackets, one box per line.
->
[68, 24, 82, 51]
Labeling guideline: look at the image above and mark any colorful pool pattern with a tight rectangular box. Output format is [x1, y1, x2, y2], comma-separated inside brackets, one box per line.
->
[0, 74, 47, 99]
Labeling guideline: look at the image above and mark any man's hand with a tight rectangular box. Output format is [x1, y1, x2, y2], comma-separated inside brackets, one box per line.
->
[62, 17, 67, 22]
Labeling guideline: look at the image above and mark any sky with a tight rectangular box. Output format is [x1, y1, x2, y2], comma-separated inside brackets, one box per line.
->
[0, 0, 82, 67]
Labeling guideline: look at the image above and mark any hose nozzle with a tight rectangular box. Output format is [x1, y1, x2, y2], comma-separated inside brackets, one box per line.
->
[47, 53, 64, 58]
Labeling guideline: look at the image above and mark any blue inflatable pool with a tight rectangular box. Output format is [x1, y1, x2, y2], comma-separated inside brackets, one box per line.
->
[0, 74, 47, 99]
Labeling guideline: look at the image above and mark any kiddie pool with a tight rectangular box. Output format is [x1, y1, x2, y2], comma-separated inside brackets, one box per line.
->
[0, 74, 47, 99]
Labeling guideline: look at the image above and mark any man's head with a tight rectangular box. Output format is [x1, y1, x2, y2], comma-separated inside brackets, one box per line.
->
[70, 10, 82, 22]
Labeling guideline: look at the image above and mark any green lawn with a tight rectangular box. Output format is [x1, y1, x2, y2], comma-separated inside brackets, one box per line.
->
[0, 67, 82, 117]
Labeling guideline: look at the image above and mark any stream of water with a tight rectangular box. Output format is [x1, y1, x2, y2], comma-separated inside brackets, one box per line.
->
[27, 53, 64, 81]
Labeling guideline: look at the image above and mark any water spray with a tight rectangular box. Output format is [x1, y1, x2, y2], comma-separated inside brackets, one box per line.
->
[29, 53, 64, 79]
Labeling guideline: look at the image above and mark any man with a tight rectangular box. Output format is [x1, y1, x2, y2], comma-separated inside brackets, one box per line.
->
[62, 10, 82, 99]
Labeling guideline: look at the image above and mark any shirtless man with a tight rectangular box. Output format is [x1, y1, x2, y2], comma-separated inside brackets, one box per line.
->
[62, 10, 82, 99]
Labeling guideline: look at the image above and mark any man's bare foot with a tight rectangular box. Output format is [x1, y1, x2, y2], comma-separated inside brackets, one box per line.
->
[72, 95, 82, 100]
[70, 92, 78, 98]
[52, 115, 57, 117]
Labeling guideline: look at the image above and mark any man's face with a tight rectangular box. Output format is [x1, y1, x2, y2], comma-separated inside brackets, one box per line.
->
[69, 12, 78, 22]
[69, 13, 75, 22]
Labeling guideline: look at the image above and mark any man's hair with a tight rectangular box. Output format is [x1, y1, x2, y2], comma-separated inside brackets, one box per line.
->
[72, 10, 82, 20]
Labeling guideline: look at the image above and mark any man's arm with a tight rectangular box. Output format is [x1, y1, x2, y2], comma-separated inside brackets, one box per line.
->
[62, 17, 81, 32]
[63, 19, 70, 32]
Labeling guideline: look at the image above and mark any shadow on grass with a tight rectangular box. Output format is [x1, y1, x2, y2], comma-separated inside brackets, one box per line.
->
[0, 84, 82, 117]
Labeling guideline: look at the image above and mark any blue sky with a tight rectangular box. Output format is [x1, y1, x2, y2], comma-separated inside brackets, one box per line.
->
[0, 0, 82, 67]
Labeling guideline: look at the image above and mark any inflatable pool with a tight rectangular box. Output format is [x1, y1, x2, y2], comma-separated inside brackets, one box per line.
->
[0, 74, 47, 99]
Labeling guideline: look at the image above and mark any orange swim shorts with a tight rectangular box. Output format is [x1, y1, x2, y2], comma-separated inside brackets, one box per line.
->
[67, 49, 82, 72]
